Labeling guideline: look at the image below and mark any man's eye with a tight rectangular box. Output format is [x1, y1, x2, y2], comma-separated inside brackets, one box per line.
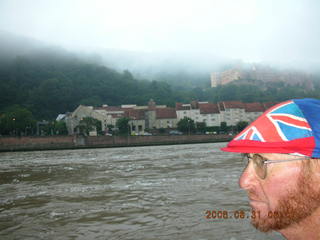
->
[247, 157, 253, 162]
[259, 159, 267, 165]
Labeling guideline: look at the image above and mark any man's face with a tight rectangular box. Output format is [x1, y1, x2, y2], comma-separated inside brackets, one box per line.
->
[239, 153, 320, 232]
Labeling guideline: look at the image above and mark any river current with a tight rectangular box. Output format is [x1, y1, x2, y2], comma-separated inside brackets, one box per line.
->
[0, 142, 284, 240]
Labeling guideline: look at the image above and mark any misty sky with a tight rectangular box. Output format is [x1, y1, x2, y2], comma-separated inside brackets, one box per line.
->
[0, 0, 319, 69]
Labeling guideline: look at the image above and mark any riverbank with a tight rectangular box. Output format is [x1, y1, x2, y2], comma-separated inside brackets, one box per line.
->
[0, 134, 232, 152]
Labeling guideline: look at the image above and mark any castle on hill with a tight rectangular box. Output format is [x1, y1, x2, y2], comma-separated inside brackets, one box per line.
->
[210, 64, 313, 89]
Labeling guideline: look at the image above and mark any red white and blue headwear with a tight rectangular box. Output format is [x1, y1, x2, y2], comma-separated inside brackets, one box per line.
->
[221, 98, 320, 158]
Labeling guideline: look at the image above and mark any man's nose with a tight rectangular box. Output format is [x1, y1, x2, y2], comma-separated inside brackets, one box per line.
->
[239, 161, 258, 190]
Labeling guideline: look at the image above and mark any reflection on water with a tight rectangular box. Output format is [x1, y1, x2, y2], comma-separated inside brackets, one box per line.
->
[0, 143, 283, 239]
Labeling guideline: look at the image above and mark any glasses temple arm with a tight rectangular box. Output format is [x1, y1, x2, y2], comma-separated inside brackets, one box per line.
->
[264, 158, 310, 164]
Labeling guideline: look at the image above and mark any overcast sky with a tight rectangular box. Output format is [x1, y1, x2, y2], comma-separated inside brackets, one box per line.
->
[0, 0, 319, 69]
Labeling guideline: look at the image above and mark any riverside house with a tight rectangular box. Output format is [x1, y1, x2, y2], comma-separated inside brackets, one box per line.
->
[63, 100, 275, 135]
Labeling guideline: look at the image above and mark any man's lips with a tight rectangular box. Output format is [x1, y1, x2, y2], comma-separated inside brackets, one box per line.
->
[249, 197, 261, 201]
[247, 192, 262, 202]
[249, 198, 266, 207]
[248, 196, 265, 203]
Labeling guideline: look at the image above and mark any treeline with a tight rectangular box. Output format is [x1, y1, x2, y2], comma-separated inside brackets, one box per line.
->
[0, 48, 176, 120]
[1, 46, 320, 124]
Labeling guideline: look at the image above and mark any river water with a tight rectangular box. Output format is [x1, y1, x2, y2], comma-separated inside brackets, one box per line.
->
[0, 143, 284, 240]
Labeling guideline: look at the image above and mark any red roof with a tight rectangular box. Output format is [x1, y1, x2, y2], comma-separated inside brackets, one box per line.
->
[263, 102, 278, 110]
[222, 101, 245, 109]
[156, 108, 177, 119]
[199, 103, 220, 114]
[176, 103, 183, 110]
[95, 106, 123, 112]
[110, 113, 124, 119]
[245, 103, 265, 112]
[124, 109, 146, 120]
[175, 103, 191, 111]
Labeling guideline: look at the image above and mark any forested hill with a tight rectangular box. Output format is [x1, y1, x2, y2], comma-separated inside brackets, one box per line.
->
[1, 48, 320, 120]
[1, 33, 320, 120]
[0, 47, 180, 119]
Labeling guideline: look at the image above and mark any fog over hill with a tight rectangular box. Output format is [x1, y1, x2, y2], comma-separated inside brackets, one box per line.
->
[1, 0, 319, 75]
[1, 31, 320, 121]
[0, 31, 319, 88]
[0, 31, 235, 88]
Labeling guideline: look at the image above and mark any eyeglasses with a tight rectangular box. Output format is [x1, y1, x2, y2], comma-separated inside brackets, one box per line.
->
[244, 154, 310, 179]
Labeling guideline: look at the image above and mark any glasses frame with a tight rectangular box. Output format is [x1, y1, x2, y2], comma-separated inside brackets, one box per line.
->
[244, 154, 311, 179]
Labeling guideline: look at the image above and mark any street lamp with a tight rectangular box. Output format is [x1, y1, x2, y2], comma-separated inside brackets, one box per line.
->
[12, 118, 16, 136]
[127, 123, 130, 137]
[131, 117, 136, 135]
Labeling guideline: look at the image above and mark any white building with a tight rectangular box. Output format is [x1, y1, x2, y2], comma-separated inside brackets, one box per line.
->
[176, 100, 269, 127]
[64, 100, 178, 135]
[62, 100, 275, 135]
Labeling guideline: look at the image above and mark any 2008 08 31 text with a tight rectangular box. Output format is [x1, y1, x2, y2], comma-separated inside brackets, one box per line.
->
[205, 210, 292, 220]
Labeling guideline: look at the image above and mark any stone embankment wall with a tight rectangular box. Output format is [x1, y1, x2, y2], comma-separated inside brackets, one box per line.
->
[0, 135, 232, 152]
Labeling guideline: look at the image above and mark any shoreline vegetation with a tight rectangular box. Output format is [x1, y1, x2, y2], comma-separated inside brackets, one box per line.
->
[0, 134, 232, 152]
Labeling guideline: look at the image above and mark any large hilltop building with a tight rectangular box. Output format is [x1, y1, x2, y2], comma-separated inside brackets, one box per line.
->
[211, 68, 242, 87]
[63, 99, 276, 136]
[211, 65, 313, 89]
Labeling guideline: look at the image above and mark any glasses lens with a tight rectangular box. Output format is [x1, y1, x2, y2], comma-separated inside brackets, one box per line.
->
[252, 154, 267, 179]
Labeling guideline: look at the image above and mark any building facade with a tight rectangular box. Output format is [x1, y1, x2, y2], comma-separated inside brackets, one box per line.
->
[63, 99, 274, 135]
[64, 100, 178, 135]
[177, 100, 267, 127]
[211, 65, 314, 89]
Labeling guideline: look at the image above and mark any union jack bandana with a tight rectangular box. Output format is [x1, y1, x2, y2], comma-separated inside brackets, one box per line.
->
[221, 98, 320, 158]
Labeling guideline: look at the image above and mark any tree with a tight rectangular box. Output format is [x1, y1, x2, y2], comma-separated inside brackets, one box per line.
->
[177, 117, 196, 134]
[1, 36, 319, 122]
[79, 96, 102, 106]
[220, 121, 228, 133]
[77, 117, 102, 136]
[106, 124, 114, 134]
[0, 105, 36, 136]
[196, 122, 206, 133]
[158, 128, 166, 134]
[42, 121, 68, 135]
[236, 121, 249, 132]
[52, 121, 68, 135]
[116, 117, 130, 135]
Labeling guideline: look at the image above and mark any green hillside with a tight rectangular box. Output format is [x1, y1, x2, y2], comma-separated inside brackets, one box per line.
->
[0, 36, 319, 121]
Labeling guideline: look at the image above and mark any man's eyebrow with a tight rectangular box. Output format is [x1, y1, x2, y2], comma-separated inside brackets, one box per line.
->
[247, 153, 264, 159]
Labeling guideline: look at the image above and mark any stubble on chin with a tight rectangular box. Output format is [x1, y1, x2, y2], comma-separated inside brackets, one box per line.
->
[250, 170, 320, 232]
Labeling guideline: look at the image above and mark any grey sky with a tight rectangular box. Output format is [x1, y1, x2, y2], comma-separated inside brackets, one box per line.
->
[0, 0, 319, 69]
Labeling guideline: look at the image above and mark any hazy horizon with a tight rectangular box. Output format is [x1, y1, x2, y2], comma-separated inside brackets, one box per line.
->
[0, 0, 319, 73]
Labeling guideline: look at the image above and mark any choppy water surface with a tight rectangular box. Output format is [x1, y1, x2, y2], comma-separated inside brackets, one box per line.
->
[0, 143, 283, 240]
